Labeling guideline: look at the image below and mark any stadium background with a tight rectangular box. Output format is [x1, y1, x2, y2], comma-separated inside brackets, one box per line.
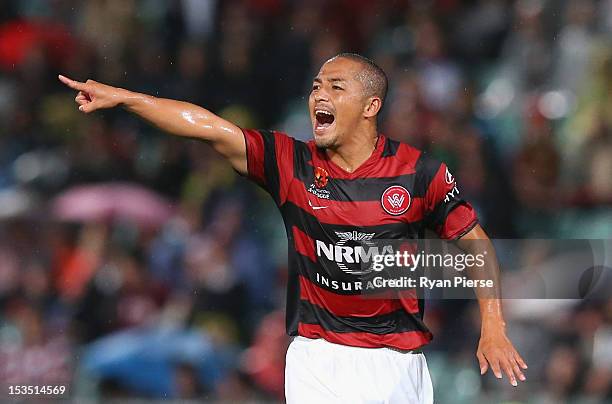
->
[0, 0, 611, 402]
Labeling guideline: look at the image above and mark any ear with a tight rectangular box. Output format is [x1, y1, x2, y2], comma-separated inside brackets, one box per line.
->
[363, 96, 382, 118]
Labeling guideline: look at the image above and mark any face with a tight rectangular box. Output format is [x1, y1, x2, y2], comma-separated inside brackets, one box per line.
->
[309, 57, 369, 149]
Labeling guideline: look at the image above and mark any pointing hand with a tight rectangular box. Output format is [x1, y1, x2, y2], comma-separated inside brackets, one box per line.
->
[58, 75, 126, 113]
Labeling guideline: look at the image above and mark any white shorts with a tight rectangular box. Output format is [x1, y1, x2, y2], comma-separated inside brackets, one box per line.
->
[285, 336, 433, 404]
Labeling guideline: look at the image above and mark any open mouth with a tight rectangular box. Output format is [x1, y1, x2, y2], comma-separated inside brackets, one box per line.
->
[314, 109, 335, 134]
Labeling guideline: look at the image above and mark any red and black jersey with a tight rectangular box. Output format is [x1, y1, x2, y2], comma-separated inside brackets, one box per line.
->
[242, 129, 478, 350]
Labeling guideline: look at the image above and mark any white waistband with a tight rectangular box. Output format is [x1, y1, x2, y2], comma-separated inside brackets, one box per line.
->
[291, 336, 421, 355]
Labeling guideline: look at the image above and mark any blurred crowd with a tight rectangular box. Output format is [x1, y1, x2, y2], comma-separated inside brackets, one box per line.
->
[0, 0, 611, 402]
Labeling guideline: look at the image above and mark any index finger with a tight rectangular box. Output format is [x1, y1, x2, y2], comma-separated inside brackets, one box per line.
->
[58, 75, 87, 91]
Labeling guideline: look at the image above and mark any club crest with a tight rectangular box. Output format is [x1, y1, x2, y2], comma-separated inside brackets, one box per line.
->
[381, 185, 411, 215]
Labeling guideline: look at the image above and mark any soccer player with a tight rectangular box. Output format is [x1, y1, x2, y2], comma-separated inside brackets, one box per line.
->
[59, 53, 527, 403]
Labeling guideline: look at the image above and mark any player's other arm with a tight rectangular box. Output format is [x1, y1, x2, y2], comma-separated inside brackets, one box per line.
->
[457, 225, 528, 386]
[58, 75, 247, 174]
[423, 159, 527, 385]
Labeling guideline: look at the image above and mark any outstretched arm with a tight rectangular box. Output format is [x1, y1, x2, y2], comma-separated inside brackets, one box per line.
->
[58, 75, 247, 174]
[457, 224, 528, 386]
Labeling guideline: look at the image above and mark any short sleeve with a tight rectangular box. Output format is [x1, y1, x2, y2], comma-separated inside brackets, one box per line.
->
[423, 161, 478, 239]
[242, 129, 295, 206]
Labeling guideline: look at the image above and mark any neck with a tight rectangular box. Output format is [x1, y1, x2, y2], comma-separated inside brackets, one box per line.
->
[326, 124, 378, 173]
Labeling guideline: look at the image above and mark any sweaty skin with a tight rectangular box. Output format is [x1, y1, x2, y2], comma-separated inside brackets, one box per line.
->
[459, 225, 528, 386]
[58, 74, 247, 174]
[309, 57, 382, 172]
[59, 55, 527, 386]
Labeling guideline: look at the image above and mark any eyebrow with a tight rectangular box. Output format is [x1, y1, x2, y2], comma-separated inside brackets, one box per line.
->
[312, 77, 347, 83]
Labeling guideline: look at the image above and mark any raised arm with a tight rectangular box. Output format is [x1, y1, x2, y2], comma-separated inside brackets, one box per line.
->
[58, 75, 247, 174]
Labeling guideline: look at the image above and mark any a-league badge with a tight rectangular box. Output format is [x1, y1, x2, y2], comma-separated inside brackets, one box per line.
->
[314, 166, 329, 188]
